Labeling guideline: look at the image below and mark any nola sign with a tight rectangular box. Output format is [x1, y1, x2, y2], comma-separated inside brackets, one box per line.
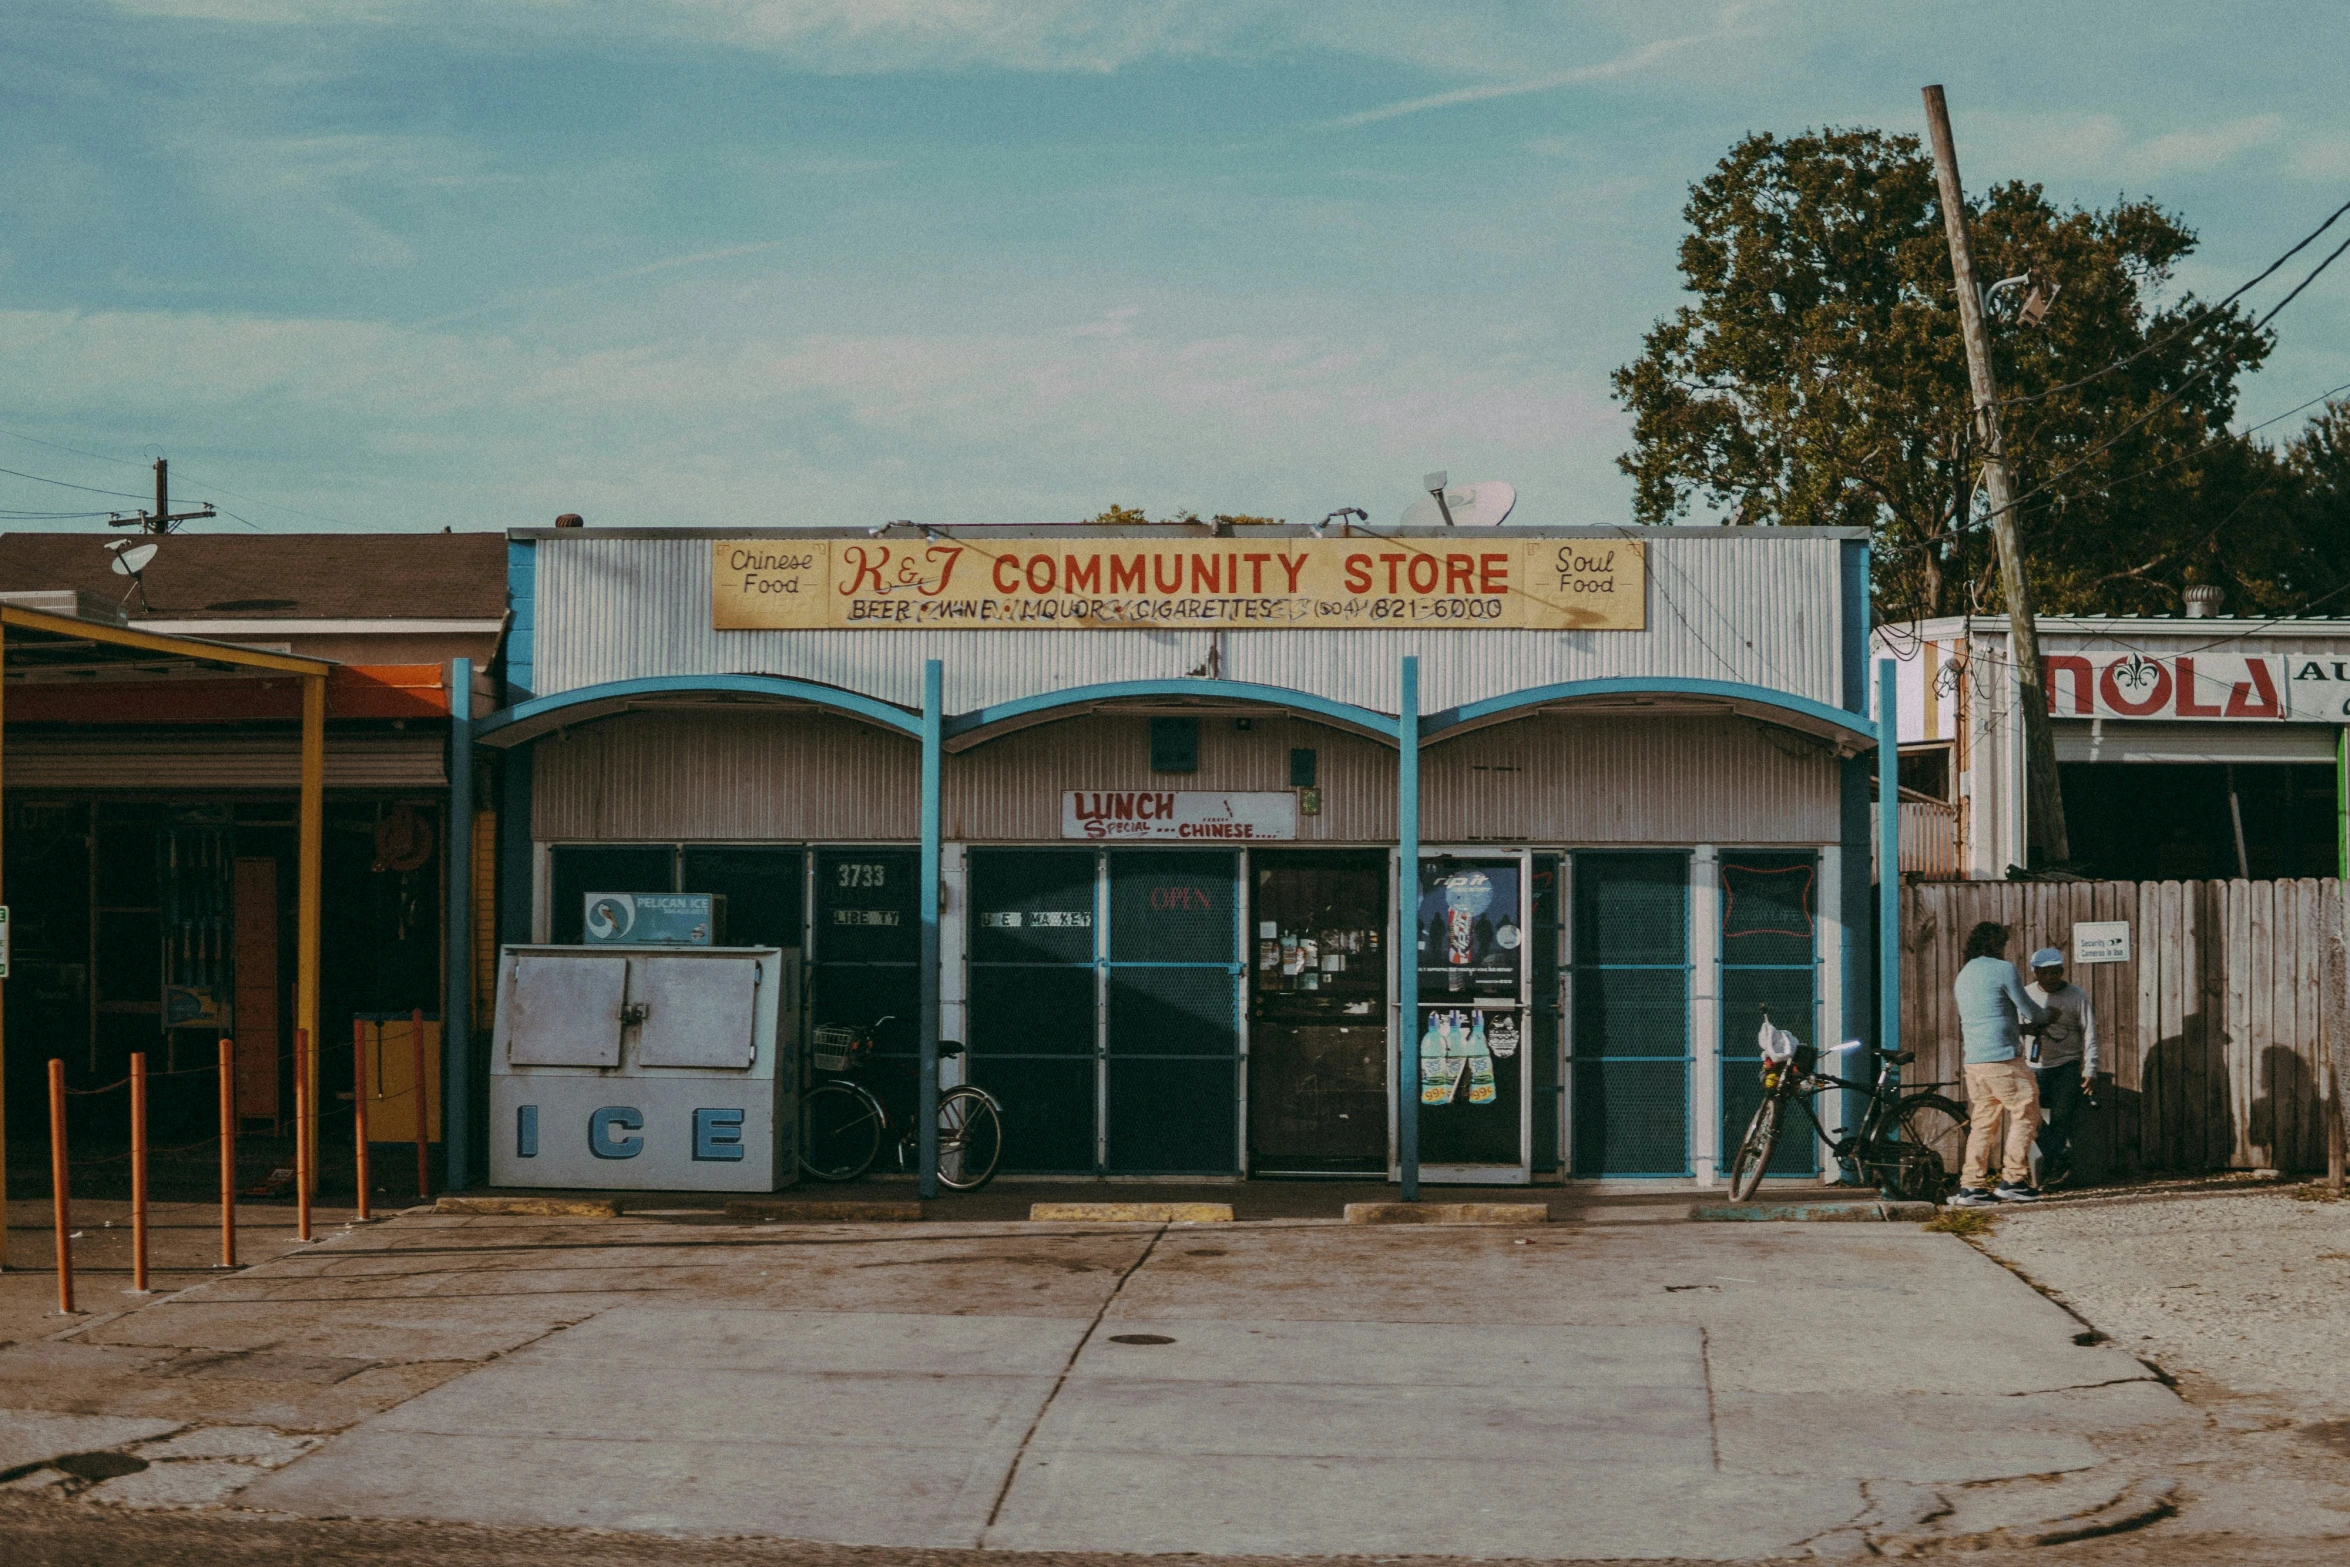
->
[2042, 651, 2350, 722]
[712, 537, 1646, 632]
[1062, 791, 1299, 841]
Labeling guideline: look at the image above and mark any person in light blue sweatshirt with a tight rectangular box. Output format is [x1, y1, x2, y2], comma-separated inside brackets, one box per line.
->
[1948, 921, 2050, 1206]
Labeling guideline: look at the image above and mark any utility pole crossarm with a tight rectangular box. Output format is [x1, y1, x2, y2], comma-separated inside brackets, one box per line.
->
[1922, 84, 2071, 868]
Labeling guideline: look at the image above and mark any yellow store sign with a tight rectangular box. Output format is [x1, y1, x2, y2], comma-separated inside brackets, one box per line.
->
[711, 536, 1645, 631]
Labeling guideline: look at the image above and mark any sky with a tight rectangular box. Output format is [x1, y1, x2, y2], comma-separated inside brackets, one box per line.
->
[3, 1, 2347, 535]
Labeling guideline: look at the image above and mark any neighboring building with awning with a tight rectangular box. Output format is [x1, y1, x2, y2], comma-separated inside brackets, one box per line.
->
[0, 531, 506, 1213]
[1874, 613, 2349, 881]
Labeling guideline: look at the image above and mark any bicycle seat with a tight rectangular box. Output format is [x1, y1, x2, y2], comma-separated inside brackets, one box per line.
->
[1890, 1050, 1915, 1066]
[939, 1040, 966, 1058]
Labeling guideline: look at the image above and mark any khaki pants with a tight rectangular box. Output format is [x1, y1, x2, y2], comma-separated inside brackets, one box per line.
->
[1961, 1060, 2043, 1188]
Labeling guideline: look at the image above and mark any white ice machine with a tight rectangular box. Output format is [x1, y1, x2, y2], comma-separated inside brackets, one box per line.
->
[488, 944, 801, 1192]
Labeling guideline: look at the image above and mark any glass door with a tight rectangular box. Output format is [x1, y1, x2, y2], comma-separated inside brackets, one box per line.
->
[1413, 852, 1530, 1182]
[1247, 850, 1389, 1174]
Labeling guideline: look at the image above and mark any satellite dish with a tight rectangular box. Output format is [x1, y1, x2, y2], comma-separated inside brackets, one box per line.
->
[109, 542, 160, 576]
[1399, 481, 1516, 528]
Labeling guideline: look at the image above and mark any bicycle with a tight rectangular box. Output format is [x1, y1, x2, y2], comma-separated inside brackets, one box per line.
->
[1726, 1011, 1967, 1203]
[801, 1015, 1005, 1190]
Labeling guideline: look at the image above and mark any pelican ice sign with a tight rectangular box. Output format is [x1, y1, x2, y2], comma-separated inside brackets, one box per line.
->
[582, 892, 721, 946]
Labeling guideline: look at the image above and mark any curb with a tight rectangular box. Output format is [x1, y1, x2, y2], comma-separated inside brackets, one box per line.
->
[1690, 1200, 1937, 1223]
[433, 1196, 621, 1218]
[725, 1199, 923, 1222]
[1345, 1202, 1548, 1225]
[1030, 1202, 1234, 1223]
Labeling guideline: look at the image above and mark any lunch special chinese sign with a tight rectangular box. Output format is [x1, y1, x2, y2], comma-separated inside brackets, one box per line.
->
[711, 537, 1646, 631]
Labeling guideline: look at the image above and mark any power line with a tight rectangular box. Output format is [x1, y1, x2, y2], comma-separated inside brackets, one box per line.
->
[0, 464, 151, 501]
[1988, 224, 2350, 527]
[0, 425, 150, 470]
[1998, 194, 2350, 411]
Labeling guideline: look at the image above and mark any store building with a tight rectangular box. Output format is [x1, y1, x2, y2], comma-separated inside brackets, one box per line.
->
[480, 522, 1884, 1188]
[1877, 614, 2350, 881]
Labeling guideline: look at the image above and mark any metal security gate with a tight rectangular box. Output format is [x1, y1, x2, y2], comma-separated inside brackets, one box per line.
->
[1715, 851, 1821, 1177]
[1567, 851, 1693, 1177]
[966, 847, 1242, 1174]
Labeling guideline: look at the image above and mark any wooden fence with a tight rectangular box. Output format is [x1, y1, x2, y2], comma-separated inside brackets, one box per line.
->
[1900, 878, 2346, 1177]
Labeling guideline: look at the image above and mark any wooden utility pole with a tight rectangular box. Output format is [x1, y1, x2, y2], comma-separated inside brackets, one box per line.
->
[110, 458, 217, 535]
[1923, 84, 2070, 867]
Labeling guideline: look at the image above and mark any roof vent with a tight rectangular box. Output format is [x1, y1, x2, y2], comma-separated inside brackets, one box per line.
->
[2182, 584, 2223, 618]
[554, 513, 584, 529]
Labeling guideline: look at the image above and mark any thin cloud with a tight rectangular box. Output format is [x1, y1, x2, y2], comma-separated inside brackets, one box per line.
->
[414, 241, 785, 329]
[1318, 30, 1722, 131]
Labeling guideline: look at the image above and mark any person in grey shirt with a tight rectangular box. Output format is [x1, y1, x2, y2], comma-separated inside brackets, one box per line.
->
[2024, 947, 2098, 1188]
[1949, 921, 2050, 1206]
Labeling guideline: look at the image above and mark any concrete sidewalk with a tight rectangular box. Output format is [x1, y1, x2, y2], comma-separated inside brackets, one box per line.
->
[1, 1195, 2224, 1559]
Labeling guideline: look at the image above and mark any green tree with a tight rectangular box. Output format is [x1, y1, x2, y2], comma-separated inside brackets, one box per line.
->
[1612, 127, 2275, 621]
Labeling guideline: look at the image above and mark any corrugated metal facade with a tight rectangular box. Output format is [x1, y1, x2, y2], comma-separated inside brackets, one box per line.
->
[535, 709, 1835, 846]
[1421, 715, 1836, 844]
[534, 710, 919, 841]
[528, 529, 1851, 716]
[9, 732, 445, 790]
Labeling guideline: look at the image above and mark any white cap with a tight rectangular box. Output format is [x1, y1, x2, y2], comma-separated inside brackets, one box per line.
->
[2029, 947, 2064, 970]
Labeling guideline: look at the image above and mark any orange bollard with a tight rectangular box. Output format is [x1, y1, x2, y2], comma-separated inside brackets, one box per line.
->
[219, 1038, 238, 1268]
[294, 1028, 313, 1242]
[410, 1007, 430, 1201]
[48, 1059, 74, 1315]
[352, 1018, 372, 1222]
[130, 1052, 150, 1294]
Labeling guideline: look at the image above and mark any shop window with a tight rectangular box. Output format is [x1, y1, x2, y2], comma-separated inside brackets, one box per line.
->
[1150, 717, 1198, 773]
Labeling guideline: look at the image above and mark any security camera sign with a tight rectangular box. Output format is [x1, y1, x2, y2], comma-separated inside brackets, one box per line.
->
[2072, 921, 2131, 965]
[712, 537, 1647, 631]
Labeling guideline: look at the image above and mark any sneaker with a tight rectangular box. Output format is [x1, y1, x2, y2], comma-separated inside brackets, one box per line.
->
[1994, 1182, 2042, 1203]
[1948, 1187, 2001, 1208]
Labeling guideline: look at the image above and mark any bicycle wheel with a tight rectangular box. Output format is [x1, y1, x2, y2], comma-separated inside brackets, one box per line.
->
[1894, 1092, 1968, 1199]
[934, 1087, 1004, 1191]
[1727, 1093, 1785, 1202]
[801, 1082, 886, 1182]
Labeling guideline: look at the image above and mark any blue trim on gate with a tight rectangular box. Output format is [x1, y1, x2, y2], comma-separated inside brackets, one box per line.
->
[1420, 677, 1877, 746]
[944, 678, 1400, 743]
[473, 674, 925, 740]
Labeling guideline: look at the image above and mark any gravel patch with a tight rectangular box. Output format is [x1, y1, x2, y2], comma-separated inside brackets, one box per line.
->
[1980, 1189, 2350, 1413]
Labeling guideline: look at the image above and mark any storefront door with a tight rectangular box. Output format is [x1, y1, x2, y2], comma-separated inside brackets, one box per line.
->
[1414, 853, 1531, 1183]
[966, 847, 1241, 1175]
[1247, 850, 1389, 1173]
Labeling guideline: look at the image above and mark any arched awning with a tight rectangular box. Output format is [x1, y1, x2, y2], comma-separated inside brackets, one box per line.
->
[471, 674, 922, 748]
[942, 678, 1399, 752]
[1421, 677, 1876, 754]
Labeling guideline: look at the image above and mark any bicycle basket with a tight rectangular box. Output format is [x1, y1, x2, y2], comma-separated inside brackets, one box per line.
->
[811, 1025, 860, 1073]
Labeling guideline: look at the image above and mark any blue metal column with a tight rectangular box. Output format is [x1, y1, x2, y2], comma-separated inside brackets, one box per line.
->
[1878, 659, 1902, 1068]
[917, 659, 943, 1201]
[444, 658, 474, 1191]
[1397, 655, 1420, 1202]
